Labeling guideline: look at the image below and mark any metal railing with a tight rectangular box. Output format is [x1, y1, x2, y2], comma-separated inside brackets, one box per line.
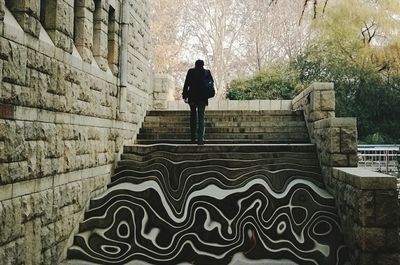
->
[358, 145, 399, 176]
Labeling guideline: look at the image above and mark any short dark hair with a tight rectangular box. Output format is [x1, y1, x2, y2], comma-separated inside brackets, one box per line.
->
[195, 59, 204, 67]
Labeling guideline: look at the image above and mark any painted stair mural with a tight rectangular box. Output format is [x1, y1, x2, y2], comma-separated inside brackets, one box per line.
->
[67, 110, 350, 265]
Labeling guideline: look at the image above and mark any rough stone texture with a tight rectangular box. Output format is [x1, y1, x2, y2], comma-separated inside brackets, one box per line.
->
[292, 83, 358, 186]
[74, 0, 94, 63]
[153, 74, 175, 110]
[332, 168, 400, 265]
[0, 0, 5, 23]
[4, 0, 41, 37]
[292, 84, 400, 265]
[0, 0, 152, 264]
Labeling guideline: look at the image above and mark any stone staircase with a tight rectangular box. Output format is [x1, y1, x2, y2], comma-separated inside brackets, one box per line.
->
[66, 110, 350, 265]
[137, 110, 309, 144]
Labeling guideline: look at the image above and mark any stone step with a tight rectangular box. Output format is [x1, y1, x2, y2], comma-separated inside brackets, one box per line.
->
[123, 143, 318, 155]
[120, 151, 319, 163]
[136, 132, 309, 140]
[140, 124, 307, 133]
[144, 115, 305, 123]
[146, 110, 303, 116]
[141, 123, 306, 130]
[135, 139, 310, 144]
[67, 142, 350, 264]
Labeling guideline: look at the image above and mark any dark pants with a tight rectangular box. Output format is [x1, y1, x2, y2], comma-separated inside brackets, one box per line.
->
[189, 103, 206, 142]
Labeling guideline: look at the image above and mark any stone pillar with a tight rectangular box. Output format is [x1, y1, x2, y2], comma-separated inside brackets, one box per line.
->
[43, 0, 74, 53]
[332, 168, 400, 265]
[0, 0, 4, 34]
[107, 5, 119, 76]
[0, 0, 4, 23]
[5, 0, 41, 37]
[153, 74, 175, 110]
[74, 0, 94, 63]
[93, 0, 109, 71]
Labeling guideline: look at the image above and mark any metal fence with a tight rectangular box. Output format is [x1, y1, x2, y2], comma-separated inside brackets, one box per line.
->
[358, 145, 399, 176]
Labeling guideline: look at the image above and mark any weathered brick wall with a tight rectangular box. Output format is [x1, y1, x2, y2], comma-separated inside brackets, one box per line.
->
[0, 0, 152, 264]
[332, 168, 399, 265]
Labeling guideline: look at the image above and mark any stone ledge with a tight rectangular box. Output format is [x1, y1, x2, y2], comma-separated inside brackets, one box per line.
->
[332, 167, 397, 190]
[14, 106, 137, 130]
[292, 82, 334, 106]
[7, 164, 113, 200]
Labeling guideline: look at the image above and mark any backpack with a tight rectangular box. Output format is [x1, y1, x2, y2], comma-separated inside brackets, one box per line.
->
[204, 70, 215, 98]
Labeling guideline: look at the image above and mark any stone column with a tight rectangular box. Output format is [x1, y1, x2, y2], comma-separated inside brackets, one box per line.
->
[43, 0, 74, 53]
[74, 0, 94, 63]
[332, 168, 400, 265]
[153, 74, 175, 110]
[93, 0, 109, 71]
[0, 0, 4, 34]
[107, 6, 119, 76]
[5, 0, 40, 37]
[0, 0, 4, 22]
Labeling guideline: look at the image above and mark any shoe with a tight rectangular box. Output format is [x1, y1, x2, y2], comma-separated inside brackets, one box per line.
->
[191, 139, 196, 144]
[197, 140, 204, 145]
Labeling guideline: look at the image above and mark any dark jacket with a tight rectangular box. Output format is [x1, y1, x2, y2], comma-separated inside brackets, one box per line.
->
[182, 67, 214, 105]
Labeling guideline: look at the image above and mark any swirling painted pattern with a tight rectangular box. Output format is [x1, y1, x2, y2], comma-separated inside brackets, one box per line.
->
[69, 154, 349, 265]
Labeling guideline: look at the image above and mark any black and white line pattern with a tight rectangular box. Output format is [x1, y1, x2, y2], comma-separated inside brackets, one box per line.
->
[69, 153, 349, 265]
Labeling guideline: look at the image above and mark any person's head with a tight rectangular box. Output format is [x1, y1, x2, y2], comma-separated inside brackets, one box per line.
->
[195, 59, 204, 68]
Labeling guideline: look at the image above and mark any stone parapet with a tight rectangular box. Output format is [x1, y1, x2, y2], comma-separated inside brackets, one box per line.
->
[292, 83, 399, 264]
[332, 168, 399, 265]
[292, 83, 358, 186]
[165, 99, 292, 111]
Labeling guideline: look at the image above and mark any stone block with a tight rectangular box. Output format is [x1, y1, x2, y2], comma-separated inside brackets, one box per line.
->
[47, 30, 73, 53]
[74, 17, 93, 56]
[375, 190, 399, 227]
[340, 126, 357, 153]
[0, 198, 22, 245]
[385, 228, 400, 251]
[357, 252, 376, 265]
[13, 12, 40, 37]
[0, 183, 11, 201]
[22, 219, 42, 265]
[308, 110, 334, 122]
[327, 153, 349, 167]
[376, 253, 400, 265]
[0, 103, 15, 119]
[360, 227, 386, 251]
[320, 90, 335, 111]
[309, 90, 321, 111]
[41, 223, 55, 250]
[0, 241, 18, 265]
[0, 0, 4, 22]
[325, 127, 341, 153]
[358, 190, 375, 226]
[2, 40, 27, 86]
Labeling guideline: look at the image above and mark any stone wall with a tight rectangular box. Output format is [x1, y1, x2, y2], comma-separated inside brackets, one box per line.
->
[292, 82, 358, 187]
[292, 83, 399, 264]
[0, 0, 152, 264]
[332, 168, 399, 264]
